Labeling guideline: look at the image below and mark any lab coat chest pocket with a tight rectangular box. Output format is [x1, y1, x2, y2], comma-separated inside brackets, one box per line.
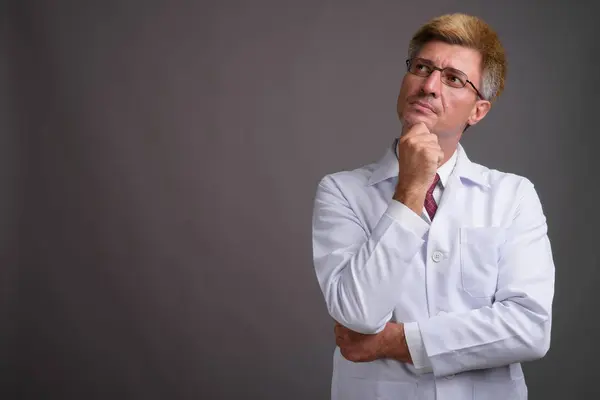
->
[459, 227, 505, 298]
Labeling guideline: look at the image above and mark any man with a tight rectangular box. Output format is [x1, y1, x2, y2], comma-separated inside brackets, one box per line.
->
[311, 13, 555, 400]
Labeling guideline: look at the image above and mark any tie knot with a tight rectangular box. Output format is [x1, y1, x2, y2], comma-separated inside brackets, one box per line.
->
[427, 173, 440, 194]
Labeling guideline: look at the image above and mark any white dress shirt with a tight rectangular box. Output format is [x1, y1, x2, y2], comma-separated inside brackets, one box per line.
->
[311, 140, 555, 400]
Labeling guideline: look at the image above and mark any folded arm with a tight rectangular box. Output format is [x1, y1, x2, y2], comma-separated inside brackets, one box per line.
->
[312, 175, 430, 334]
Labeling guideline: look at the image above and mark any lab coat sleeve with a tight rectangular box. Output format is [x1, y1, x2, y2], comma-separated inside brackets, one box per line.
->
[312, 175, 429, 334]
[418, 178, 555, 377]
[404, 321, 433, 373]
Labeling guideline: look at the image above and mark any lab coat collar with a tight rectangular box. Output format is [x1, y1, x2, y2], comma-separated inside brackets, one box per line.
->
[367, 140, 491, 189]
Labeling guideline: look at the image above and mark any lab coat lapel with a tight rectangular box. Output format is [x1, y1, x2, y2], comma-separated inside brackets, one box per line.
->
[434, 144, 487, 227]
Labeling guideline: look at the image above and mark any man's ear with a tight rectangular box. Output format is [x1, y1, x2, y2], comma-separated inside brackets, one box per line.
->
[467, 100, 492, 126]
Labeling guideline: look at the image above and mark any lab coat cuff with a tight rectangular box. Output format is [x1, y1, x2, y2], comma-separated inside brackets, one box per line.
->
[386, 201, 429, 239]
[404, 321, 433, 374]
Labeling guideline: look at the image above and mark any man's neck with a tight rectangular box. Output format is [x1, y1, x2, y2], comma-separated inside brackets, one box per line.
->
[437, 135, 461, 167]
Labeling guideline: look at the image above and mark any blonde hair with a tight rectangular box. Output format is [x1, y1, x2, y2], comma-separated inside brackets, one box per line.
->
[408, 13, 507, 102]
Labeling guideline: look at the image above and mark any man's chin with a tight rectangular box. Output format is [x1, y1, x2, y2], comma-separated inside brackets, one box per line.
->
[400, 113, 434, 130]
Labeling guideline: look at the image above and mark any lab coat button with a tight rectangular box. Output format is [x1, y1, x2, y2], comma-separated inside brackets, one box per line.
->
[432, 251, 443, 262]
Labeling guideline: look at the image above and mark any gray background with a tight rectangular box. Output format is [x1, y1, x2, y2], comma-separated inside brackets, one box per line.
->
[2, 0, 19, 397]
[5, 0, 598, 399]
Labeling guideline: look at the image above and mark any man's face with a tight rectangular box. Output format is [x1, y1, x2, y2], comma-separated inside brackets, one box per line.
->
[396, 40, 490, 137]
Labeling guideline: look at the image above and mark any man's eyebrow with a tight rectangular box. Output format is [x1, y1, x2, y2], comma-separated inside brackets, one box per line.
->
[416, 57, 467, 74]
[416, 57, 434, 64]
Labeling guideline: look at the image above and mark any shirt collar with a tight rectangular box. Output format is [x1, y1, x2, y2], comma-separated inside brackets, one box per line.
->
[367, 138, 490, 189]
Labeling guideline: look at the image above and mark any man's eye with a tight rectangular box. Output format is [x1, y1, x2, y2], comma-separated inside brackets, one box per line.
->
[447, 74, 464, 84]
[416, 64, 430, 72]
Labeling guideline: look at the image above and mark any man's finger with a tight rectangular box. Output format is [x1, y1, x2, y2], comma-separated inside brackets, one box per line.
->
[335, 332, 347, 347]
[334, 324, 347, 342]
[339, 346, 351, 361]
[403, 135, 439, 148]
[400, 122, 429, 139]
[400, 132, 438, 148]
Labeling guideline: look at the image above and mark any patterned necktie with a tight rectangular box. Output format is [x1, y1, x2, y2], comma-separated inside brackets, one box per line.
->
[424, 173, 441, 220]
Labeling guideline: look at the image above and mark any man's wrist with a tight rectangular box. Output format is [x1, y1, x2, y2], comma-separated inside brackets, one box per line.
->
[392, 189, 425, 216]
[380, 322, 412, 363]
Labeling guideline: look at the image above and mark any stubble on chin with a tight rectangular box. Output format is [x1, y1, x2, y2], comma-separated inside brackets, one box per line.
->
[400, 114, 434, 135]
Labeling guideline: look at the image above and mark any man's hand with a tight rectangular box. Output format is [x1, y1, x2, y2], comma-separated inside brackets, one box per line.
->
[334, 321, 413, 364]
[393, 122, 444, 215]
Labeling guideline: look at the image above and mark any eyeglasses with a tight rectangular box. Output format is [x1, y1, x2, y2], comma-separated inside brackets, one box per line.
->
[406, 57, 484, 100]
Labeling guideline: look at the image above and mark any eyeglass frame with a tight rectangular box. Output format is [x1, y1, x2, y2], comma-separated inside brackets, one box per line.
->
[405, 58, 485, 100]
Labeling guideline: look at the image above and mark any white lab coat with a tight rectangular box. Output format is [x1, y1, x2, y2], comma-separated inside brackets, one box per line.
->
[311, 142, 555, 400]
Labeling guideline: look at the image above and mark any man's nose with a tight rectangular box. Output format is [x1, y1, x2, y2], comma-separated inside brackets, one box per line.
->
[420, 70, 442, 98]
